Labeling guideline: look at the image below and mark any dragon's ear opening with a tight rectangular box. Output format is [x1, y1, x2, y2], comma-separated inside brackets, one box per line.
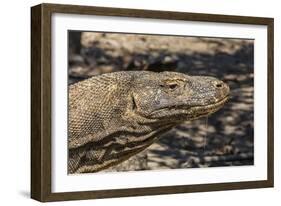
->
[131, 94, 137, 111]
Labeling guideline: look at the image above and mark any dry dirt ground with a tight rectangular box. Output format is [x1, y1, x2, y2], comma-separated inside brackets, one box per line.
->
[68, 31, 254, 172]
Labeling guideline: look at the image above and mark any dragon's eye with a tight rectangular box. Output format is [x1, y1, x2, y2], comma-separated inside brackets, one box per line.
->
[167, 83, 178, 89]
[160, 82, 179, 90]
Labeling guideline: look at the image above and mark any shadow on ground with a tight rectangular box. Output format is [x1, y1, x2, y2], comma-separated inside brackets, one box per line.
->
[68, 32, 254, 171]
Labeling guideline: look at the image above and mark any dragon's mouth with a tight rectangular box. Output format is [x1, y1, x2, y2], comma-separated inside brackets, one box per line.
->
[149, 95, 229, 119]
[189, 95, 229, 118]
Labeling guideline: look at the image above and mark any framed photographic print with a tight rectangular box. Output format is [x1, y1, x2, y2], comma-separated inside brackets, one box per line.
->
[31, 3, 274, 202]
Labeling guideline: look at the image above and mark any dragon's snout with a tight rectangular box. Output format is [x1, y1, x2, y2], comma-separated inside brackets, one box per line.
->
[212, 80, 230, 100]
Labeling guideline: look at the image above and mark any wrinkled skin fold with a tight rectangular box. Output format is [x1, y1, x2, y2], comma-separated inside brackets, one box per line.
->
[68, 71, 230, 173]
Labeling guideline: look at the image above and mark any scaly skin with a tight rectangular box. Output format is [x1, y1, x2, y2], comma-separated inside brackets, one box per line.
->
[68, 71, 229, 174]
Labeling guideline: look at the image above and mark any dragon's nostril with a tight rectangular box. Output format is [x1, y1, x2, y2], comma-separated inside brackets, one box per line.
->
[213, 81, 224, 88]
[216, 83, 223, 88]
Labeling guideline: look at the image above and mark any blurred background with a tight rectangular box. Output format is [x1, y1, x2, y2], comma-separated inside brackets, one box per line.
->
[68, 31, 254, 172]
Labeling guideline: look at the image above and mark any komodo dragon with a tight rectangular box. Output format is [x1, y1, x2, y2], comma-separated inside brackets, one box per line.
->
[68, 71, 229, 174]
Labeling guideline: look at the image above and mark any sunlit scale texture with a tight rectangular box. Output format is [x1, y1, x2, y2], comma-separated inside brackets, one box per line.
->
[68, 71, 229, 173]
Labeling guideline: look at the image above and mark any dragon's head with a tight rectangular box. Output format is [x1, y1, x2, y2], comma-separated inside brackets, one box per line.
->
[129, 71, 229, 123]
